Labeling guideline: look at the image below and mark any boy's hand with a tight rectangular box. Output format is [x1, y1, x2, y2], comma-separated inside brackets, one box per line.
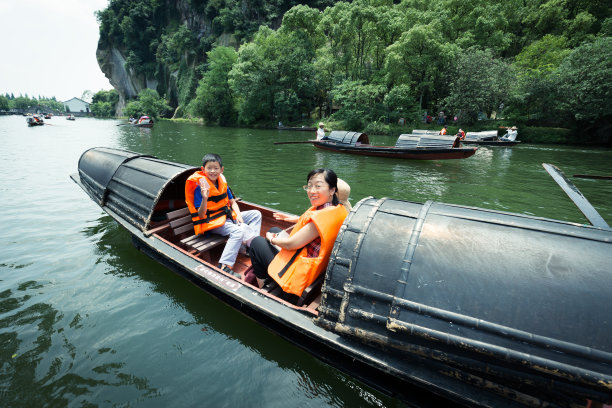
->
[199, 178, 209, 198]
[235, 213, 244, 224]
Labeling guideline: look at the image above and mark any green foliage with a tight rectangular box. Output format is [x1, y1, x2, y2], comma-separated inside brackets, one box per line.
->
[0, 95, 10, 110]
[91, 90, 119, 117]
[330, 80, 387, 130]
[190, 46, 238, 125]
[124, 88, 171, 119]
[445, 48, 514, 124]
[554, 37, 612, 124]
[91, 102, 115, 117]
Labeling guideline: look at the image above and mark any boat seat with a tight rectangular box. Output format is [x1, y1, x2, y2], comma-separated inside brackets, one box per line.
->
[164, 207, 228, 257]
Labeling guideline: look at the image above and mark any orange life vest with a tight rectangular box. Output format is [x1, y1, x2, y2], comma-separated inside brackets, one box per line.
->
[185, 171, 236, 235]
[268, 204, 347, 296]
[440, 128, 447, 135]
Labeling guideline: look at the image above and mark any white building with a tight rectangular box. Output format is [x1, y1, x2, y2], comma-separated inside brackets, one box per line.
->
[63, 97, 90, 113]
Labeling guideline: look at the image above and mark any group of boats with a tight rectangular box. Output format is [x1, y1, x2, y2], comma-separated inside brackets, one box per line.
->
[276, 127, 519, 161]
[26, 113, 76, 126]
[72, 146, 611, 408]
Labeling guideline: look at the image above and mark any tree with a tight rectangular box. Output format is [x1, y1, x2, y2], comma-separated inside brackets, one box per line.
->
[330, 80, 386, 130]
[445, 48, 514, 123]
[91, 90, 119, 117]
[0, 95, 10, 111]
[190, 46, 238, 125]
[554, 37, 612, 127]
[385, 23, 458, 109]
[81, 90, 94, 103]
[124, 89, 171, 119]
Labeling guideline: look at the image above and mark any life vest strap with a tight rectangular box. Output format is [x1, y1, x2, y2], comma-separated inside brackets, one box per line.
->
[277, 246, 306, 278]
[192, 206, 233, 225]
[207, 192, 227, 203]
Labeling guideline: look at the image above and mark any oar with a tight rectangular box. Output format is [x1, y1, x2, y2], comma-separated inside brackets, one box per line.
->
[572, 174, 612, 180]
[542, 163, 609, 228]
[273, 140, 317, 145]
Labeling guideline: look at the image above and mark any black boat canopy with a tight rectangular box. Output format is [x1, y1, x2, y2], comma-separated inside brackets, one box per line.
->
[317, 197, 612, 400]
[77, 147, 197, 231]
[327, 131, 370, 145]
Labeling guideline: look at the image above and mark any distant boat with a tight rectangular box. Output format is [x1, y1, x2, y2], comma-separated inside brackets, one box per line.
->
[26, 115, 44, 126]
[132, 115, 154, 128]
[66, 114, 76, 121]
[311, 131, 477, 160]
[462, 130, 520, 146]
[44, 114, 52, 119]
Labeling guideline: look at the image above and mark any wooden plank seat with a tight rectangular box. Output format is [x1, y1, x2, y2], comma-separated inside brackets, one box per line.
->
[164, 207, 228, 256]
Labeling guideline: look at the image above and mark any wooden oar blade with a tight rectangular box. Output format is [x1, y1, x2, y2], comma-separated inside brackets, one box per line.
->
[572, 174, 612, 180]
[542, 163, 609, 228]
[273, 140, 317, 145]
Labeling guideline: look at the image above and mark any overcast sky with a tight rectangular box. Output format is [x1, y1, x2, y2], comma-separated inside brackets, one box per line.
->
[0, 0, 113, 102]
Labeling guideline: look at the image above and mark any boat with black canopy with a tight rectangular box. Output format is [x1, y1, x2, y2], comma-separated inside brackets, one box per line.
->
[308, 131, 477, 160]
[71, 147, 611, 408]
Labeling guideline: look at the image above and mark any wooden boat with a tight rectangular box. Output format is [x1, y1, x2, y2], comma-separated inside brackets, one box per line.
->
[71, 147, 612, 408]
[312, 131, 477, 160]
[26, 115, 44, 126]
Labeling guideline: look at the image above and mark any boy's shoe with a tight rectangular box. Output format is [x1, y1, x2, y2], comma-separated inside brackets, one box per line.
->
[218, 263, 241, 279]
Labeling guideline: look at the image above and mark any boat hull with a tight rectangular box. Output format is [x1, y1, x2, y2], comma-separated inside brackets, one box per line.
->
[313, 141, 477, 160]
[70, 147, 611, 408]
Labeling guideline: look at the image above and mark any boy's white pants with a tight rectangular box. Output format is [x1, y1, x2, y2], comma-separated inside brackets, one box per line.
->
[214, 210, 262, 267]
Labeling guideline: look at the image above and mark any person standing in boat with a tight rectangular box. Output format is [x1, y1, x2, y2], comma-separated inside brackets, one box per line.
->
[185, 153, 262, 277]
[249, 169, 349, 304]
[316, 122, 328, 140]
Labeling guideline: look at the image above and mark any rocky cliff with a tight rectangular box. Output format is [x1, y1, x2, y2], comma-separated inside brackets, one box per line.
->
[95, 0, 307, 116]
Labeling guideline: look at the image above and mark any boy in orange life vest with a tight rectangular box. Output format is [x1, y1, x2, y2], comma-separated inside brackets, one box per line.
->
[248, 169, 348, 304]
[185, 153, 262, 277]
[439, 125, 448, 135]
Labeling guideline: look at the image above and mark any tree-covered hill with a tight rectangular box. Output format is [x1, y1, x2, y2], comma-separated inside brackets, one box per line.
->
[96, 0, 611, 143]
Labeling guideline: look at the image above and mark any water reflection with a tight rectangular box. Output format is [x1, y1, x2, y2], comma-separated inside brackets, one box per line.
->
[0, 281, 158, 406]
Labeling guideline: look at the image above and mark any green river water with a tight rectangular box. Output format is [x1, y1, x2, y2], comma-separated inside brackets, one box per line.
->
[0, 115, 610, 407]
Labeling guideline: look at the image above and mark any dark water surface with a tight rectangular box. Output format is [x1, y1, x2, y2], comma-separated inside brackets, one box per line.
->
[1, 116, 610, 407]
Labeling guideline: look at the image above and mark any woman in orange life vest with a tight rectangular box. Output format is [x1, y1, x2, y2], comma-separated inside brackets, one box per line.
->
[185, 153, 262, 277]
[249, 169, 349, 304]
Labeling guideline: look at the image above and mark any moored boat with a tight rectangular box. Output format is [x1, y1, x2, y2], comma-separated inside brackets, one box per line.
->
[71, 147, 612, 408]
[66, 114, 76, 121]
[312, 131, 477, 160]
